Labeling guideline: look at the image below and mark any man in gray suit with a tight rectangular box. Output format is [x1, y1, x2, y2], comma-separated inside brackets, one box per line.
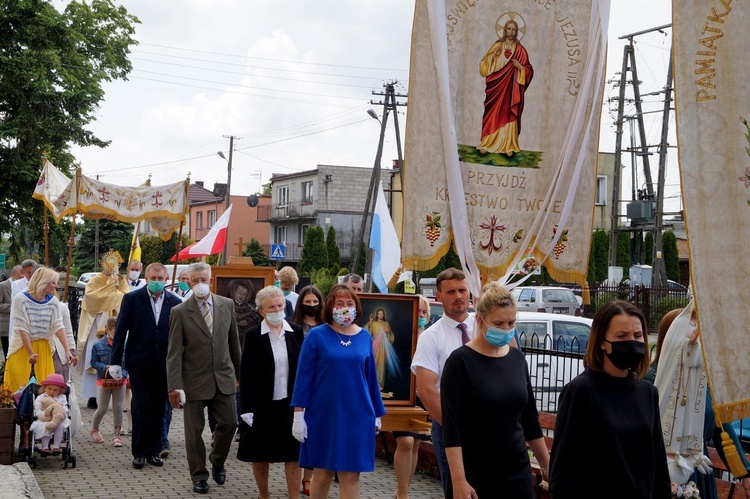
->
[167, 262, 241, 495]
[0, 265, 22, 357]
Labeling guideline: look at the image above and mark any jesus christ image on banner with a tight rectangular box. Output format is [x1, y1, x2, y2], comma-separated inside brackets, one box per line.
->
[477, 16, 534, 157]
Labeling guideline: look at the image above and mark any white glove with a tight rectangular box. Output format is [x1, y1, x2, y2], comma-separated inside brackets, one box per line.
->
[695, 454, 713, 474]
[292, 411, 307, 443]
[108, 365, 123, 380]
[375, 417, 382, 429]
[241, 413, 254, 427]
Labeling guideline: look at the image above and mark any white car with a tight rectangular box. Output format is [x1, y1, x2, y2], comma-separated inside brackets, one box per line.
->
[511, 286, 582, 316]
[516, 311, 592, 413]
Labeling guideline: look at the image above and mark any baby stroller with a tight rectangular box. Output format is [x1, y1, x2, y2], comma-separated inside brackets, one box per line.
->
[19, 370, 77, 469]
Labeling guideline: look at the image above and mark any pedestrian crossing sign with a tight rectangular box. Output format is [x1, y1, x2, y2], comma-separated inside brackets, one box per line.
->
[270, 244, 286, 260]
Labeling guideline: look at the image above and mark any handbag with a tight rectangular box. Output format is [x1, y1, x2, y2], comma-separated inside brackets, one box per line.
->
[15, 367, 39, 425]
[101, 366, 124, 390]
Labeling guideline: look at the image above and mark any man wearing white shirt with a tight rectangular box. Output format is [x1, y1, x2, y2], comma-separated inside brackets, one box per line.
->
[7, 259, 38, 348]
[410, 268, 474, 497]
[127, 260, 146, 291]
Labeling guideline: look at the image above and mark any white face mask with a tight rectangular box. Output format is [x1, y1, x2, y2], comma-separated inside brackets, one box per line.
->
[265, 311, 285, 325]
[192, 282, 210, 299]
[128, 271, 140, 281]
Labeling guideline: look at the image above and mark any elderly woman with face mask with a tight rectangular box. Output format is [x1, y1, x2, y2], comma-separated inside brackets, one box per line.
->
[237, 285, 305, 499]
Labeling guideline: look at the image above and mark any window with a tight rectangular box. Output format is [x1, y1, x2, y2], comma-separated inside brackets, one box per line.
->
[208, 210, 216, 227]
[197, 212, 203, 229]
[595, 175, 607, 205]
[301, 181, 313, 204]
[278, 186, 289, 207]
[275, 225, 287, 244]
[300, 224, 311, 242]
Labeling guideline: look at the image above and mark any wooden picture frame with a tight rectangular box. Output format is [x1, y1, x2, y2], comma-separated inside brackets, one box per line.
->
[210, 264, 276, 331]
[355, 292, 419, 406]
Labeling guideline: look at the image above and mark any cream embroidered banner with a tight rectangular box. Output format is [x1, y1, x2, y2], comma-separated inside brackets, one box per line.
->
[33, 159, 188, 241]
[401, 0, 609, 291]
[673, 0, 750, 422]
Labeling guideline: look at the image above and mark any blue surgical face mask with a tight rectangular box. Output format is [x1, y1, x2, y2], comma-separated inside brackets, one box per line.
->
[147, 280, 164, 293]
[178, 282, 190, 292]
[418, 317, 427, 329]
[485, 326, 516, 347]
[282, 289, 291, 297]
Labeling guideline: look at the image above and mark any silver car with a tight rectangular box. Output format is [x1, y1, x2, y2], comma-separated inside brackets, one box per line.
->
[516, 311, 592, 413]
[511, 286, 582, 316]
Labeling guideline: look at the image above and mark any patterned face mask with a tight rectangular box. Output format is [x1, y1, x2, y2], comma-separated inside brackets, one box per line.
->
[332, 307, 356, 326]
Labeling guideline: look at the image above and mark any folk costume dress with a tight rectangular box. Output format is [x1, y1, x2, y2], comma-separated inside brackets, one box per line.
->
[441, 345, 542, 499]
[291, 323, 386, 472]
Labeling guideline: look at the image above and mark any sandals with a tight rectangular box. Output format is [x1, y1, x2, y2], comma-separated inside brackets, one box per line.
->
[90, 429, 104, 443]
[302, 480, 311, 496]
[50, 447, 62, 456]
[112, 436, 123, 448]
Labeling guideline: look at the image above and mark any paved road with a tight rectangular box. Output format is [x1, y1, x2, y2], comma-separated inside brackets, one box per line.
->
[22, 368, 445, 498]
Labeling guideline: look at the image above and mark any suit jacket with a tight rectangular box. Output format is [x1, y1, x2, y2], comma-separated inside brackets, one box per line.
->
[239, 321, 304, 414]
[111, 286, 182, 375]
[0, 278, 12, 336]
[166, 293, 241, 401]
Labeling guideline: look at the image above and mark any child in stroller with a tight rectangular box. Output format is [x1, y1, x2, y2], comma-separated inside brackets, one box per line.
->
[29, 373, 70, 456]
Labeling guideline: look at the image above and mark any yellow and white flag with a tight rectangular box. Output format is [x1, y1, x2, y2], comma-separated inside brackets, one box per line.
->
[673, 1, 750, 422]
[401, 0, 609, 293]
[128, 223, 142, 264]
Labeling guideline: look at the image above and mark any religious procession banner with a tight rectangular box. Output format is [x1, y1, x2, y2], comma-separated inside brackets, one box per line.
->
[673, 1, 750, 423]
[401, 0, 609, 291]
[33, 159, 188, 240]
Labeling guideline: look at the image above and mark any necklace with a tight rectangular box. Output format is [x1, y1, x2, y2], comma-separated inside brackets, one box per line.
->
[332, 327, 352, 347]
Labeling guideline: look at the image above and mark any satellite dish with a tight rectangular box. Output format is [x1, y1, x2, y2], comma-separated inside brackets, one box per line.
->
[247, 195, 258, 207]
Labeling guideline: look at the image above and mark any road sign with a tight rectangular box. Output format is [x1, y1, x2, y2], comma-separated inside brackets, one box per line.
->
[270, 244, 286, 260]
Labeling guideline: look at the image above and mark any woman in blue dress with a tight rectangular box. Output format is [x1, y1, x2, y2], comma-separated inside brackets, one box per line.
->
[291, 284, 386, 499]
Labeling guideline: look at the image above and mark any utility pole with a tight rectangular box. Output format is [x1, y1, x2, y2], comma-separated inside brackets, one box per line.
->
[608, 46, 629, 268]
[651, 48, 674, 287]
[218, 135, 237, 265]
[94, 174, 102, 271]
[351, 81, 407, 284]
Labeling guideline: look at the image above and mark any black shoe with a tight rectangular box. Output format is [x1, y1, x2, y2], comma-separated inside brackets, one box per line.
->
[132, 457, 145, 469]
[212, 464, 226, 485]
[87, 397, 98, 409]
[193, 480, 209, 494]
[146, 455, 164, 466]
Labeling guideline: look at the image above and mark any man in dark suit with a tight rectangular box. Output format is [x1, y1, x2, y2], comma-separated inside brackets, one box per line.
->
[167, 262, 241, 495]
[111, 262, 182, 469]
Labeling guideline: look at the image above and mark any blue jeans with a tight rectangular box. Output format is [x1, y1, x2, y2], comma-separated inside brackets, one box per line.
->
[431, 420, 450, 497]
[161, 398, 173, 448]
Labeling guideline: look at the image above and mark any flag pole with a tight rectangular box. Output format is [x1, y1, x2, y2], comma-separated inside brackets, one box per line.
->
[62, 168, 80, 303]
[169, 176, 189, 290]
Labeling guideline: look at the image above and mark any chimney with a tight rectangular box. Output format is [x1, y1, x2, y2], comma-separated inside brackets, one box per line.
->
[196, 181, 204, 187]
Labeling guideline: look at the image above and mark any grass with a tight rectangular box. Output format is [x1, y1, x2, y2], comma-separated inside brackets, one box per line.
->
[457, 143, 543, 168]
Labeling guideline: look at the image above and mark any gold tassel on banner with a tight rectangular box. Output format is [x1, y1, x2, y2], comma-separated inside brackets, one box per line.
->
[720, 430, 747, 478]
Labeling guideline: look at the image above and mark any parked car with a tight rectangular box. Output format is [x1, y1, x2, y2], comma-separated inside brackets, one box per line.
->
[76, 272, 99, 289]
[510, 286, 582, 316]
[516, 311, 592, 412]
[428, 300, 475, 328]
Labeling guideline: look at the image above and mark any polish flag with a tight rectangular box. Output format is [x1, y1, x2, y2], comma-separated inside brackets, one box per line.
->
[171, 205, 232, 261]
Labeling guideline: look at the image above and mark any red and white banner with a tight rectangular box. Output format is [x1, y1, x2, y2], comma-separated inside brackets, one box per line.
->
[171, 205, 232, 261]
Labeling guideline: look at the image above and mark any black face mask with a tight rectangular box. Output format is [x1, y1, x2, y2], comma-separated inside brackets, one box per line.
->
[604, 339, 645, 371]
[301, 304, 320, 317]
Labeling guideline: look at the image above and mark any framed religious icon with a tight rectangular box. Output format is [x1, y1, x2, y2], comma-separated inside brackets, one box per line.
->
[355, 293, 420, 406]
[210, 264, 276, 332]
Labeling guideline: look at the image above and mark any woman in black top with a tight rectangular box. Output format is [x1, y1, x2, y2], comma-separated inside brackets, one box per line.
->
[549, 300, 671, 499]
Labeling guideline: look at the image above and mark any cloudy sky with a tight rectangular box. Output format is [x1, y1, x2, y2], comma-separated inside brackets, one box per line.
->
[61, 0, 677, 212]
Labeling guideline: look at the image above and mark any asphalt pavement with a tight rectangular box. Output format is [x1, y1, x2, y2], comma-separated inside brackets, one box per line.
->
[17, 367, 444, 499]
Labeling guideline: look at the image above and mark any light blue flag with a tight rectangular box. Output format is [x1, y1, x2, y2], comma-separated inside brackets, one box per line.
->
[369, 182, 401, 293]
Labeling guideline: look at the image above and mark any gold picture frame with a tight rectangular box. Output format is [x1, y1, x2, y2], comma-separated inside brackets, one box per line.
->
[211, 264, 276, 331]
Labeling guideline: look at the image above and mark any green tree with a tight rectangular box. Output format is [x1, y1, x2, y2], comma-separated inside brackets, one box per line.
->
[644, 231, 654, 266]
[616, 231, 631, 275]
[325, 226, 341, 274]
[311, 267, 337, 299]
[243, 237, 271, 267]
[662, 230, 680, 282]
[298, 226, 327, 276]
[592, 228, 609, 282]
[0, 0, 139, 251]
[72, 218, 133, 274]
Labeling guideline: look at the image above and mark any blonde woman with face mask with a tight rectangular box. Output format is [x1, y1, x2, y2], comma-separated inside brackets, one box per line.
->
[441, 282, 549, 499]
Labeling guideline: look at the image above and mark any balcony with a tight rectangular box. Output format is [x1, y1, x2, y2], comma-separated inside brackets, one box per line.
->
[257, 199, 317, 222]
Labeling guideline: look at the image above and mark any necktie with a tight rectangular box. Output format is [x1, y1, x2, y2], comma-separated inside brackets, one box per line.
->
[131, 281, 137, 286]
[457, 322, 470, 344]
[202, 303, 213, 334]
